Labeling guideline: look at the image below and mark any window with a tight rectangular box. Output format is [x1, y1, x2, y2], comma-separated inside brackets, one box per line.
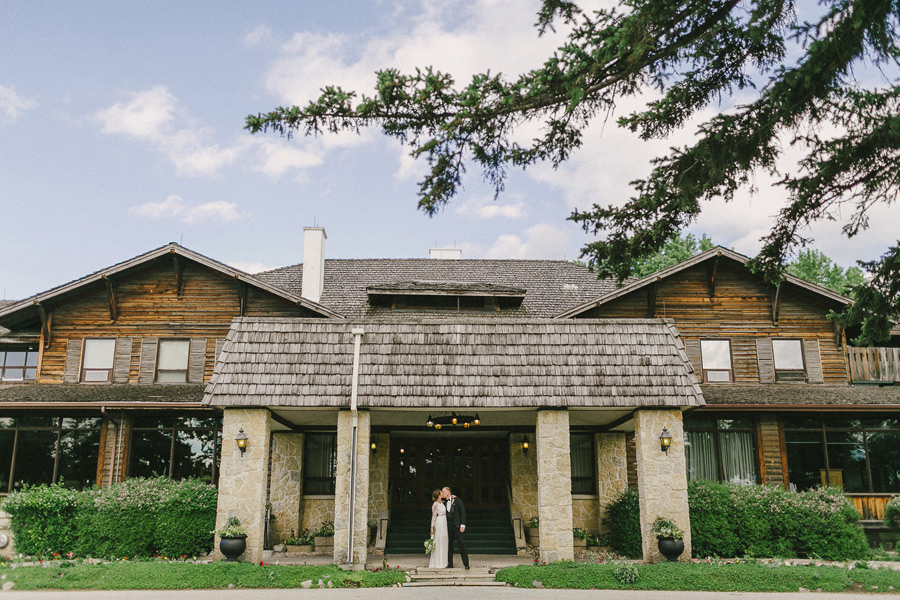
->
[570, 433, 596, 494]
[772, 339, 805, 382]
[129, 415, 221, 484]
[685, 416, 758, 485]
[0, 416, 102, 493]
[0, 345, 38, 382]
[81, 339, 116, 382]
[304, 433, 337, 495]
[156, 340, 190, 382]
[784, 416, 900, 493]
[700, 340, 733, 383]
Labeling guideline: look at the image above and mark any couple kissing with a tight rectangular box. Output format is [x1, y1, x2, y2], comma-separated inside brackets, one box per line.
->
[429, 486, 469, 569]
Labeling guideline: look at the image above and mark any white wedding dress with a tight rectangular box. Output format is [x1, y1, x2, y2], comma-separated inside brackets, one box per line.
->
[429, 500, 449, 568]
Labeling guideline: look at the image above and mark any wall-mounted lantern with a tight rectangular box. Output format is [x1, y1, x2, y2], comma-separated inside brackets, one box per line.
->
[659, 427, 673, 455]
[370, 441, 377, 454]
[236, 428, 248, 454]
[521, 435, 530, 455]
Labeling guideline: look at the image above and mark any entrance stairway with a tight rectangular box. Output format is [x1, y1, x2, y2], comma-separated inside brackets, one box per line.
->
[402, 567, 507, 587]
[384, 508, 518, 555]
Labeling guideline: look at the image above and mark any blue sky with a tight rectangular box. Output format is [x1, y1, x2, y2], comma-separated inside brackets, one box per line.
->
[1, 1, 896, 300]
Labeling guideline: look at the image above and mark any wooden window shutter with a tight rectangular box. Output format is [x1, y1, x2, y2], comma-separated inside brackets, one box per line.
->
[188, 338, 206, 383]
[804, 339, 824, 383]
[683, 339, 701, 374]
[63, 339, 83, 383]
[113, 338, 133, 383]
[138, 338, 159, 384]
[756, 338, 775, 384]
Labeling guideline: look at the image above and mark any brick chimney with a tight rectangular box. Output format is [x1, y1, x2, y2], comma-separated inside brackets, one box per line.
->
[302, 227, 326, 303]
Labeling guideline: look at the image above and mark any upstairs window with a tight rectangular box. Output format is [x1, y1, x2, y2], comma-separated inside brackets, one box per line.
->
[772, 339, 806, 382]
[0, 346, 38, 382]
[700, 340, 733, 383]
[81, 339, 116, 383]
[156, 339, 190, 383]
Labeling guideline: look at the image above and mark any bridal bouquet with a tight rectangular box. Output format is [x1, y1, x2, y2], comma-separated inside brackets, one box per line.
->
[424, 537, 435, 556]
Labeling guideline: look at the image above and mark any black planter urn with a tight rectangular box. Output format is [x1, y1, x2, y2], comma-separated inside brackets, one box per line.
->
[657, 536, 684, 562]
[220, 534, 247, 562]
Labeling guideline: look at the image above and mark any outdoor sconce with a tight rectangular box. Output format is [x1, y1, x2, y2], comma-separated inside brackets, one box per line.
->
[474, 414, 481, 426]
[370, 441, 377, 454]
[426, 415, 434, 428]
[659, 427, 673, 455]
[235, 428, 248, 454]
[521, 436, 530, 455]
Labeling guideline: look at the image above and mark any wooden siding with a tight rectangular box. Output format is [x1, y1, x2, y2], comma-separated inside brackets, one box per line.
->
[848, 347, 900, 383]
[36, 260, 307, 384]
[587, 261, 848, 384]
[757, 414, 786, 486]
[849, 494, 898, 522]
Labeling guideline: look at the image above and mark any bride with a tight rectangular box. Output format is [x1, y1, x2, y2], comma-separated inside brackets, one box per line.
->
[429, 489, 449, 568]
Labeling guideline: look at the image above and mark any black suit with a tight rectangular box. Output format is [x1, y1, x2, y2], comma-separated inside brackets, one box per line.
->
[444, 495, 469, 568]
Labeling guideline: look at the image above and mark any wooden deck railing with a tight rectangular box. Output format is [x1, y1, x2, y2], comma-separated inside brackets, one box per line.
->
[847, 347, 900, 383]
[848, 493, 898, 523]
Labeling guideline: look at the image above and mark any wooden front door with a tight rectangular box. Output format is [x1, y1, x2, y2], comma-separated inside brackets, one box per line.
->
[390, 436, 510, 511]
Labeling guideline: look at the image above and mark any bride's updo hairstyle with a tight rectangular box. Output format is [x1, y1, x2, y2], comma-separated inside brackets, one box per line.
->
[432, 489, 441, 502]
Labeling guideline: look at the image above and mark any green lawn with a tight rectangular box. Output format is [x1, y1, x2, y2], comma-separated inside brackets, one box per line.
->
[0, 561, 405, 590]
[495, 561, 900, 593]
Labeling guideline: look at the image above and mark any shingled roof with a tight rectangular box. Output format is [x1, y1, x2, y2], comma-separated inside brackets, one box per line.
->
[700, 384, 900, 407]
[255, 259, 616, 318]
[203, 317, 704, 409]
[0, 384, 205, 405]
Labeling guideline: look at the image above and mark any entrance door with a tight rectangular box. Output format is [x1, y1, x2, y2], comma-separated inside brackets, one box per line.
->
[391, 436, 509, 511]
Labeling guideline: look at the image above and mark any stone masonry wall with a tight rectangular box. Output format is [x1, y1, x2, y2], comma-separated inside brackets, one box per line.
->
[572, 498, 600, 532]
[510, 435, 538, 527]
[634, 409, 691, 563]
[214, 408, 271, 563]
[368, 433, 390, 524]
[269, 432, 303, 544]
[301, 499, 335, 533]
[536, 410, 574, 562]
[596, 432, 627, 533]
[333, 410, 370, 565]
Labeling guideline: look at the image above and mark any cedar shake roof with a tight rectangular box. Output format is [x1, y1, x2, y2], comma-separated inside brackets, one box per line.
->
[367, 281, 526, 297]
[0, 384, 205, 405]
[203, 317, 704, 409]
[256, 259, 615, 318]
[700, 384, 900, 407]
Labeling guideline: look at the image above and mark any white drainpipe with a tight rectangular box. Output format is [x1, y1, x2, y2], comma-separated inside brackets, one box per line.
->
[347, 327, 365, 564]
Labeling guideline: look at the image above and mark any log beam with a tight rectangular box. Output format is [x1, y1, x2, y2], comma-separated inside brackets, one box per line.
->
[103, 276, 118, 322]
[771, 285, 782, 325]
[238, 281, 248, 317]
[172, 253, 184, 299]
[707, 254, 720, 298]
[35, 302, 51, 349]
[646, 280, 658, 318]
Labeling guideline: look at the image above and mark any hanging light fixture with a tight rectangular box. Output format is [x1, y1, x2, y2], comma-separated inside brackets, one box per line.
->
[424, 412, 482, 430]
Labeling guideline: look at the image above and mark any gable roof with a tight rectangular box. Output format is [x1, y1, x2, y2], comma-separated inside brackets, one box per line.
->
[555, 246, 853, 319]
[0, 243, 342, 329]
[256, 259, 616, 319]
[204, 317, 704, 409]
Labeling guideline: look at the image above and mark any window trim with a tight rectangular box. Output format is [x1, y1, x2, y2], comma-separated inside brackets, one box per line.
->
[0, 345, 39, 383]
[700, 339, 733, 383]
[155, 339, 191, 383]
[81, 338, 116, 383]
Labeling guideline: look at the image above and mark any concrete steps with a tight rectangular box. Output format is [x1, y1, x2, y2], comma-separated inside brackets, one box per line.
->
[402, 567, 507, 587]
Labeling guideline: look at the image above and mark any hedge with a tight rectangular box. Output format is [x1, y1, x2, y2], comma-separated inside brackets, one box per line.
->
[603, 481, 870, 560]
[2, 478, 217, 558]
[886, 496, 900, 529]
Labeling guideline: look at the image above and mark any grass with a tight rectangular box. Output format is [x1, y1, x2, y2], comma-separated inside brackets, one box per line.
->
[495, 560, 900, 593]
[0, 561, 406, 590]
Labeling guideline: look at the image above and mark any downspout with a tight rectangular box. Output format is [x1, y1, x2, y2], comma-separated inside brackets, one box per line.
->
[347, 327, 365, 564]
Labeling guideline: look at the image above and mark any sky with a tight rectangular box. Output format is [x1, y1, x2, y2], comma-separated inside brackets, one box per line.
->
[1, 1, 897, 300]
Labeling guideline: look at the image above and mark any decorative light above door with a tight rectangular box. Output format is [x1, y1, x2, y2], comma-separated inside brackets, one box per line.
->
[425, 412, 481, 430]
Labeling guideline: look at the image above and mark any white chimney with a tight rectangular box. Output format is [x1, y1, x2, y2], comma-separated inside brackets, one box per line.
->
[302, 227, 326, 302]
[429, 248, 462, 260]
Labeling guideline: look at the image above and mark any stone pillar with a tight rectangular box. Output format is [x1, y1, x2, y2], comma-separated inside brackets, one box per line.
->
[214, 408, 272, 563]
[596, 432, 628, 533]
[535, 409, 574, 562]
[333, 410, 371, 566]
[269, 432, 304, 545]
[634, 409, 691, 563]
[368, 432, 390, 550]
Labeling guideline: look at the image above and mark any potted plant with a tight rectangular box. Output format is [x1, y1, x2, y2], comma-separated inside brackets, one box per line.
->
[573, 527, 590, 548]
[526, 516, 539, 546]
[313, 520, 334, 554]
[650, 516, 684, 562]
[214, 517, 247, 562]
[285, 529, 315, 553]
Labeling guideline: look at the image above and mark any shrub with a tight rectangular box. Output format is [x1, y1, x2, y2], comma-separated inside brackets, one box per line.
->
[604, 489, 641, 558]
[612, 562, 639, 584]
[2, 483, 81, 556]
[885, 496, 900, 529]
[156, 478, 217, 556]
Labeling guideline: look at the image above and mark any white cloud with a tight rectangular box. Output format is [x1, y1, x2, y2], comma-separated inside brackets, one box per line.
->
[471, 222, 574, 259]
[96, 85, 176, 138]
[130, 194, 249, 224]
[455, 195, 526, 219]
[0, 84, 38, 121]
[243, 24, 275, 48]
[227, 260, 279, 274]
[250, 138, 323, 177]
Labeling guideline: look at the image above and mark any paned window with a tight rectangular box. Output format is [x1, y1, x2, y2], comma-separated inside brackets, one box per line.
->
[685, 416, 758, 485]
[0, 416, 102, 493]
[0, 346, 38, 382]
[772, 339, 806, 382]
[81, 339, 116, 383]
[700, 340, 733, 383]
[304, 433, 337, 495]
[156, 340, 190, 383]
[570, 433, 596, 494]
[784, 416, 900, 493]
[129, 415, 221, 484]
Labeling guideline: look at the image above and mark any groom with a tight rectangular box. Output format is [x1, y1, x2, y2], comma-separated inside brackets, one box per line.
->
[442, 486, 469, 569]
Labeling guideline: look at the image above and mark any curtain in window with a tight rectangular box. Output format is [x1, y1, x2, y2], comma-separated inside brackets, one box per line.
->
[720, 431, 758, 485]
[304, 433, 337, 494]
[685, 431, 718, 482]
[570, 434, 594, 494]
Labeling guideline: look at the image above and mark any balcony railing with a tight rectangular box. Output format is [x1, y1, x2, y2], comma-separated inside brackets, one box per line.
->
[848, 347, 900, 383]
[848, 493, 898, 523]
